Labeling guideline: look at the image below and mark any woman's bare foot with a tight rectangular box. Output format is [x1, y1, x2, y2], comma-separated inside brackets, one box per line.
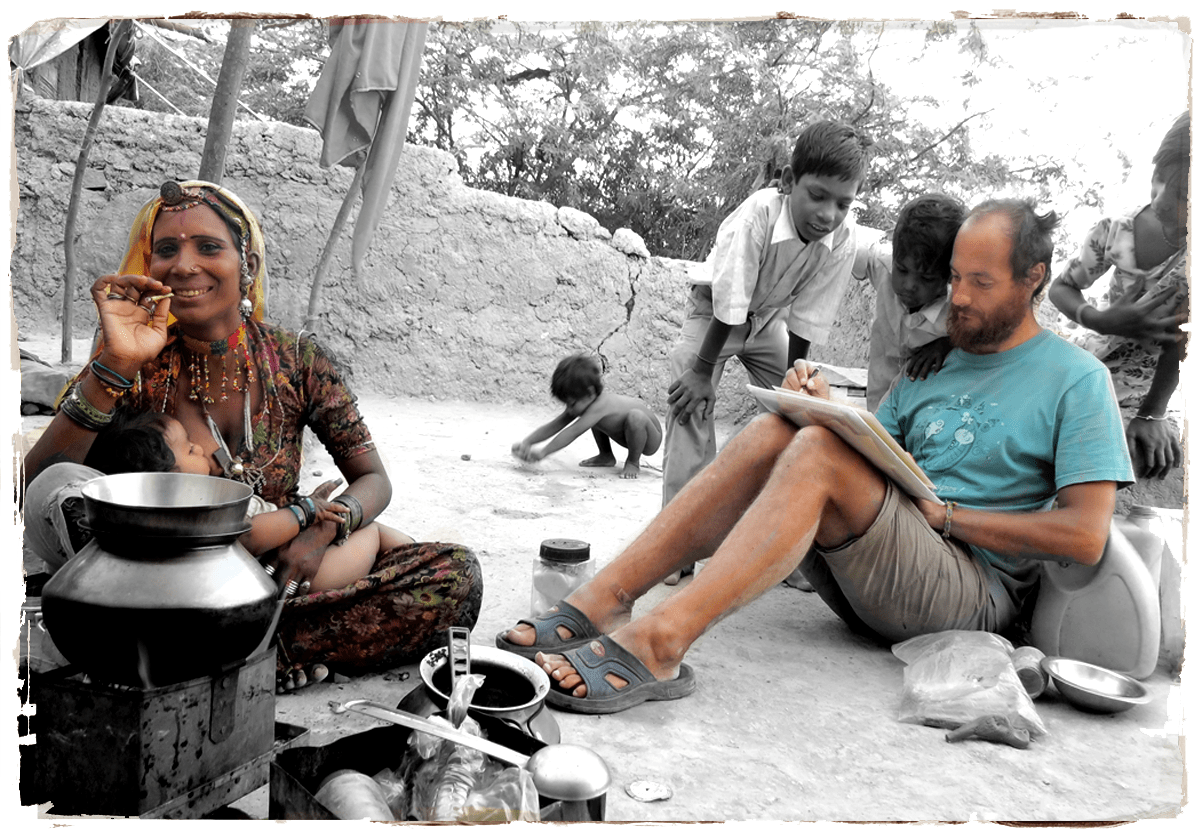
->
[579, 454, 617, 468]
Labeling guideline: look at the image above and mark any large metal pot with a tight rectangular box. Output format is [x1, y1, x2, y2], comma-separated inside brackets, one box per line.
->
[41, 473, 278, 687]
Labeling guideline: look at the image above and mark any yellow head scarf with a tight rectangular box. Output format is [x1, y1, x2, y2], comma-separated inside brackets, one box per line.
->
[118, 180, 268, 322]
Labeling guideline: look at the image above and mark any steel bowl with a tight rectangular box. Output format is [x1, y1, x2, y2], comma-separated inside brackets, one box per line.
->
[82, 472, 253, 539]
[1042, 656, 1152, 714]
[420, 644, 550, 727]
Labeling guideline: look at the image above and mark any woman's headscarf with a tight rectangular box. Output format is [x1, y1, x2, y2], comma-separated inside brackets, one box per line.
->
[119, 180, 268, 322]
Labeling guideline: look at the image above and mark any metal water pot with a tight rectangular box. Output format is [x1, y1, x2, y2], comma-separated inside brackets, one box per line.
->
[41, 473, 278, 688]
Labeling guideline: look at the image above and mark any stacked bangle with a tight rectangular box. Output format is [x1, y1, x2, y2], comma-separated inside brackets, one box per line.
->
[942, 501, 958, 539]
[333, 494, 364, 545]
[59, 383, 114, 431]
[287, 504, 308, 529]
[287, 496, 319, 530]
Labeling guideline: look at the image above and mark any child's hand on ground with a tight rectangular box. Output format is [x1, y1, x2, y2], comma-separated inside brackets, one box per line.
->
[512, 441, 534, 461]
[906, 336, 953, 381]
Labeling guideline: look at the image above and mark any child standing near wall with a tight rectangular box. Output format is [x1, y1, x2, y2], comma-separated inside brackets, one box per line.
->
[512, 353, 663, 479]
[661, 120, 873, 581]
[859, 193, 966, 411]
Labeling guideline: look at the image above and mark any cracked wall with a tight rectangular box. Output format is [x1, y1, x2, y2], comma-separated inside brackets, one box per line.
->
[11, 97, 874, 421]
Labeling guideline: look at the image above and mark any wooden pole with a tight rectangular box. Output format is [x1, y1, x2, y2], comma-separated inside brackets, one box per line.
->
[198, 19, 255, 183]
[303, 161, 365, 336]
[60, 20, 126, 365]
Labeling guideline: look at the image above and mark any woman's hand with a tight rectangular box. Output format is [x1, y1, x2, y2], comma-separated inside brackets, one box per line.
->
[1089, 283, 1185, 344]
[273, 519, 338, 596]
[1126, 417, 1182, 480]
[781, 361, 829, 399]
[91, 274, 173, 375]
[667, 369, 716, 424]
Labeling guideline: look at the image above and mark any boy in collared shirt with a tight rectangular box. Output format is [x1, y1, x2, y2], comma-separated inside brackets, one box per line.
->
[663, 122, 874, 562]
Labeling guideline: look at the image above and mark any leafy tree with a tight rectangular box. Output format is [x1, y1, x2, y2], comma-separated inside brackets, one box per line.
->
[411, 20, 1088, 260]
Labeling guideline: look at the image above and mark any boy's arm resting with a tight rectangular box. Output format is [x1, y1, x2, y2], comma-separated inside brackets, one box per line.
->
[1126, 340, 1183, 479]
[915, 481, 1116, 567]
[905, 336, 953, 381]
[667, 317, 733, 424]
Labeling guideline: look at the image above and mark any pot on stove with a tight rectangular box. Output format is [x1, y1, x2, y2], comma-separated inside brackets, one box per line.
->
[40, 473, 278, 688]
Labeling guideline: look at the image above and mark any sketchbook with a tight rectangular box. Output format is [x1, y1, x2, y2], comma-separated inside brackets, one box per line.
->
[748, 384, 943, 505]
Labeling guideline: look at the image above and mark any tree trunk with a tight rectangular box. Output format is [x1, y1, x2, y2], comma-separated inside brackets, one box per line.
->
[198, 19, 256, 183]
[60, 21, 126, 365]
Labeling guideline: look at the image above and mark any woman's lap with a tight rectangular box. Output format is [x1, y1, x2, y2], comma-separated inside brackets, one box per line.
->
[276, 541, 484, 675]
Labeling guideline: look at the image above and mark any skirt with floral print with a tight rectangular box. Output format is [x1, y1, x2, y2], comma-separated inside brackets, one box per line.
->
[274, 542, 483, 678]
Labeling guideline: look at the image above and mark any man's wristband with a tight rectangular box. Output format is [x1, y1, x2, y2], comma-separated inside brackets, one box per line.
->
[1135, 413, 1168, 422]
[942, 501, 958, 539]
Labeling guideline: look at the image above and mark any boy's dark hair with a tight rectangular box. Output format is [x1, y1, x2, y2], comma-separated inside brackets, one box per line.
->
[83, 406, 177, 475]
[1152, 111, 1190, 194]
[789, 120, 873, 186]
[893, 194, 967, 280]
[550, 353, 603, 402]
[968, 198, 1060, 298]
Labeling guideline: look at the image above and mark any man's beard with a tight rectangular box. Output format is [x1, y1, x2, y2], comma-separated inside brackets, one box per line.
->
[947, 294, 1027, 352]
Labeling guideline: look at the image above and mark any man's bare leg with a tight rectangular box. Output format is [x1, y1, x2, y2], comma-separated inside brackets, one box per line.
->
[538, 424, 889, 697]
[504, 413, 801, 647]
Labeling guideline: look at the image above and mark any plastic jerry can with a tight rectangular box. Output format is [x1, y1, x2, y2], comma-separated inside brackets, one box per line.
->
[1030, 519, 1161, 680]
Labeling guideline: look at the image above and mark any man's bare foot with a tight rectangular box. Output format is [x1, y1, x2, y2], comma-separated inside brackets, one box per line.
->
[579, 454, 617, 468]
[620, 462, 640, 479]
[502, 595, 632, 650]
[536, 625, 681, 698]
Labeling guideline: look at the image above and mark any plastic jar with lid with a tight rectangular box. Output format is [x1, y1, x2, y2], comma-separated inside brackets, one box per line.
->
[531, 539, 593, 617]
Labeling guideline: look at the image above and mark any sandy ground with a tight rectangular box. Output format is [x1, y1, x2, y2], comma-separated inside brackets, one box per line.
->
[15, 338, 1190, 825]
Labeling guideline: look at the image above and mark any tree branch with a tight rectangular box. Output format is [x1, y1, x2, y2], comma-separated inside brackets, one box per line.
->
[906, 109, 993, 166]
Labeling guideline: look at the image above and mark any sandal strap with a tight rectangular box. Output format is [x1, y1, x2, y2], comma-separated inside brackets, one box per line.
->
[561, 636, 655, 699]
[522, 601, 601, 647]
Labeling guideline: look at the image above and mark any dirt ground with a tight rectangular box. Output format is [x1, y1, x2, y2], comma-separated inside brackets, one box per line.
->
[14, 339, 1191, 826]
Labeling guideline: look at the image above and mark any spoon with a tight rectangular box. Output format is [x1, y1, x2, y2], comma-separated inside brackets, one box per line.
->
[330, 699, 612, 810]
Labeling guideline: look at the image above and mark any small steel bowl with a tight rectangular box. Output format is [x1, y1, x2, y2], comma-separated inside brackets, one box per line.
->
[82, 472, 253, 539]
[1042, 656, 1152, 714]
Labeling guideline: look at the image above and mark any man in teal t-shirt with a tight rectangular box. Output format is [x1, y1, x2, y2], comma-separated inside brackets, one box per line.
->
[497, 198, 1134, 715]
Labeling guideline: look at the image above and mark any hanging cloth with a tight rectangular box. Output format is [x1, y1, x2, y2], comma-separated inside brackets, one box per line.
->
[304, 17, 429, 273]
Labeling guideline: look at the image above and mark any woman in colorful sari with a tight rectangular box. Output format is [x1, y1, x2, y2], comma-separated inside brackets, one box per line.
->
[23, 180, 483, 689]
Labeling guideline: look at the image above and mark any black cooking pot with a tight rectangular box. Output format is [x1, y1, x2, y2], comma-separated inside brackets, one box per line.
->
[41, 473, 278, 687]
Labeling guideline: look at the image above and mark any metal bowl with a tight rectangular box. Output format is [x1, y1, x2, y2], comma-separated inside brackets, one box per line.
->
[1042, 656, 1152, 714]
[420, 645, 550, 725]
[82, 472, 253, 539]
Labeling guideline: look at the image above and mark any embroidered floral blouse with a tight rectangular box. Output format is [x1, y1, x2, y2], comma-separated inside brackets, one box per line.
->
[121, 321, 375, 504]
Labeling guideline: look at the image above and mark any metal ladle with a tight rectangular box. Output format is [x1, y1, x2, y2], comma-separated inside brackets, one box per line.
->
[330, 699, 611, 819]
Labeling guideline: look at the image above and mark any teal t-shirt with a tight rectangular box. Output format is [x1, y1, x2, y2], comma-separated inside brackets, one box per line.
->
[875, 329, 1134, 601]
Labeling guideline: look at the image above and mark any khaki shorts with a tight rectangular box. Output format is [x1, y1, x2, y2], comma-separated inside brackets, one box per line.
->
[806, 482, 1012, 642]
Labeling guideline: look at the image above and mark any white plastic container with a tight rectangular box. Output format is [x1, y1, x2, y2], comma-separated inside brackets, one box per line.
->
[1030, 519, 1161, 680]
[530, 539, 593, 617]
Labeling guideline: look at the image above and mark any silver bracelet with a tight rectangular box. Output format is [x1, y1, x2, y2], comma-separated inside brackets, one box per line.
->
[1135, 413, 1168, 422]
[59, 383, 114, 431]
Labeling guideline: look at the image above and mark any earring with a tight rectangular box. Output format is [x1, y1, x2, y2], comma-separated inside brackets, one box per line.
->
[239, 264, 253, 318]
